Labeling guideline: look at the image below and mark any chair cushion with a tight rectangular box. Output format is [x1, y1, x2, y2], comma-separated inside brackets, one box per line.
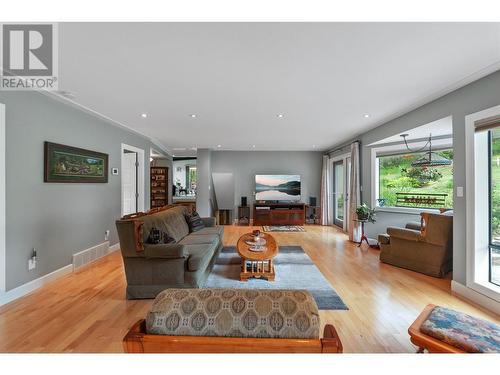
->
[420, 306, 500, 353]
[179, 234, 218, 245]
[189, 226, 224, 239]
[185, 243, 217, 271]
[146, 288, 320, 339]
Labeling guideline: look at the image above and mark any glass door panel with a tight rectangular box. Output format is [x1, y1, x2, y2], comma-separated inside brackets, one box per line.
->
[333, 161, 344, 228]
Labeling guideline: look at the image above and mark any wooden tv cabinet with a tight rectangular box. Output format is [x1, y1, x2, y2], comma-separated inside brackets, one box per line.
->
[253, 203, 306, 226]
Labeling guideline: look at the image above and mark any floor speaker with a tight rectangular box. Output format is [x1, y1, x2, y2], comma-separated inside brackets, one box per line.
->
[309, 197, 317, 207]
[241, 196, 247, 207]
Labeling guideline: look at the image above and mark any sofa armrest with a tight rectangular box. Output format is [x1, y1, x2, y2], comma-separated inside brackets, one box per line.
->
[201, 217, 216, 227]
[144, 244, 186, 259]
[387, 227, 422, 242]
[378, 233, 390, 245]
[405, 221, 422, 231]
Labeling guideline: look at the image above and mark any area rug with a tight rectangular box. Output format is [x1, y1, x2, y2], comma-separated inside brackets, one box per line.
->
[204, 246, 348, 310]
[262, 225, 305, 232]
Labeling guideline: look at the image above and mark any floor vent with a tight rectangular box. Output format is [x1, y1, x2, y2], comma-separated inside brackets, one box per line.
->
[73, 241, 110, 271]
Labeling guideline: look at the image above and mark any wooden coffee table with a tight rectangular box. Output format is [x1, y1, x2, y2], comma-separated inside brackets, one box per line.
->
[236, 232, 278, 281]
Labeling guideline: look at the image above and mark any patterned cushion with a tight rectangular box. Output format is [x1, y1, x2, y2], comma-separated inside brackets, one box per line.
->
[185, 211, 205, 232]
[146, 227, 175, 244]
[146, 288, 320, 339]
[420, 306, 500, 353]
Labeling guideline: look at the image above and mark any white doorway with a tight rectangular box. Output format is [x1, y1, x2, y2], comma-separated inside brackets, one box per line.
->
[121, 144, 145, 216]
[0, 103, 5, 293]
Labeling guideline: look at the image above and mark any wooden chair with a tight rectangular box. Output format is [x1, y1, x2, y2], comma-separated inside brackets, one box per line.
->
[123, 319, 343, 353]
[408, 304, 464, 353]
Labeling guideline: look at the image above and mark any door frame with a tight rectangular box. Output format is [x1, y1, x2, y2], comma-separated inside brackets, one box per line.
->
[329, 152, 350, 231]
[121, 143, 145, 217]
[0, 103, 5, 292]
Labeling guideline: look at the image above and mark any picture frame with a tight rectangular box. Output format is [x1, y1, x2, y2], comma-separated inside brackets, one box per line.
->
[44, 141, 109, 183]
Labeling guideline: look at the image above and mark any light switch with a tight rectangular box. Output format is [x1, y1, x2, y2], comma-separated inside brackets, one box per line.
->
[456, 186, 464, 197]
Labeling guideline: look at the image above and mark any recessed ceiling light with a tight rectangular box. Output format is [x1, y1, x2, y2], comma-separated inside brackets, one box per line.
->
[190, 114, 197, 118]
[141, 113, 148, 118]
[312, 145, 316, 149]
[252, 145, 256, 148]
[363, 114, 370, 118]
[277, 114, 284, 118]
[217, 145, 222, 148]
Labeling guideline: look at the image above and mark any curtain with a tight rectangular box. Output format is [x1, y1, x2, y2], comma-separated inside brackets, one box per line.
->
[320, 155, 331, 225]
[348, 141, 361, 241]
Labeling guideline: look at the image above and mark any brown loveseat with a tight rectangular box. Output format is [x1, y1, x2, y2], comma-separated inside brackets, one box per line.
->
[378, 212, 453, 278]
[115, 206, 223, 299]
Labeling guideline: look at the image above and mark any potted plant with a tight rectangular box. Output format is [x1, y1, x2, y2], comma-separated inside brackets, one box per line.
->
[356, 203, 376, 223]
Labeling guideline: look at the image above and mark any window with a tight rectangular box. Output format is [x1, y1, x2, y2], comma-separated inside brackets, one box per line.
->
[489, 129, 500, 286]
[186, 165, 197, 194]
[377, 150, 454, 209]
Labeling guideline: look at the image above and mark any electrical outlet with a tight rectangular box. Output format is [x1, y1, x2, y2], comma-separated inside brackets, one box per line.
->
[28, 258, 36, 271]
[105, 230, 110, 241]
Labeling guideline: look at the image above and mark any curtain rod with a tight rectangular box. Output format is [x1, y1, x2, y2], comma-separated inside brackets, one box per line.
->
[325, 139, 360, 155]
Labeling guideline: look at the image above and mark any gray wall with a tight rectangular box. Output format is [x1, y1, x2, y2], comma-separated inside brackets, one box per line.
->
[332, 69, 500, 285]
[211, 151, 323, 218]
[196, 149, 213, 217]
[0, 91, 168, 290]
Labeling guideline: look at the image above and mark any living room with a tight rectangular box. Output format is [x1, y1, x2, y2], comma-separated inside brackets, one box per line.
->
[1, 2, 500, 373]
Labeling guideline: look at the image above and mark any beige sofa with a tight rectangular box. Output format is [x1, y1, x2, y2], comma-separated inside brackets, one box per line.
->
[115, 206, 223, 299]
[378, 212, 453, 278]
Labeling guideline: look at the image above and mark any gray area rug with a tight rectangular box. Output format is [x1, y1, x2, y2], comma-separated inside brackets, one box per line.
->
[204, 246, 348, 310]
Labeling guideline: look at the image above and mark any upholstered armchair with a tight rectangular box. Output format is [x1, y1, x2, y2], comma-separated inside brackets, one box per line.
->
[378, 212, 453, 278]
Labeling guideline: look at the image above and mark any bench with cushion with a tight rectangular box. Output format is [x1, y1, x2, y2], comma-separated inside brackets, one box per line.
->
[123, 288, 343, 353]
[408, 304, 500, 353]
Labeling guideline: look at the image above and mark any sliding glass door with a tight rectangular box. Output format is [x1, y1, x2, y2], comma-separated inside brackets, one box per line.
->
[333, 160, 345, 228]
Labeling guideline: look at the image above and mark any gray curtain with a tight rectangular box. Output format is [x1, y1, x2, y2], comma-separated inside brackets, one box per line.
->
[320, 155, 331, 225]
[348, 141, 361, 241]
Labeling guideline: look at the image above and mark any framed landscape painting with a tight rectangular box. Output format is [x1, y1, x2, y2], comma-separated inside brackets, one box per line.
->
[44, 142, 109, 183]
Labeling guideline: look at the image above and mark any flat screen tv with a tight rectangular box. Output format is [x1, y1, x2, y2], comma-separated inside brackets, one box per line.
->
[255, 174, 301, 202]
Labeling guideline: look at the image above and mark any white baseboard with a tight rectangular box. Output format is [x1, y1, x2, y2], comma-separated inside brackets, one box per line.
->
[451, 280, 500, 315]
[109, 242, 120, 252]
[0, 241, 121, 307]
[0, 264, 73, 307]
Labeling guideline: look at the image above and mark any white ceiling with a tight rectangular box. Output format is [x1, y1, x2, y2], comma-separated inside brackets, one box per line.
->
[57, 23, 500, 155]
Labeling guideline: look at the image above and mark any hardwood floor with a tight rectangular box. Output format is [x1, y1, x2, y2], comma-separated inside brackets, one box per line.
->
[0, 225, 498, 353]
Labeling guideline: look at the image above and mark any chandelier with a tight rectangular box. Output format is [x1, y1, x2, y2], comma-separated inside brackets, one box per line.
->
[400, 133, 452, 167]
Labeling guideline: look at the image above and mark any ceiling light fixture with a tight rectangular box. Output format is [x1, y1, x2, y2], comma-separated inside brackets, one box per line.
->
[400, 133, 452, 167]
[364, 114, 370, 118]
[190, 114, 197, 118]
[141, 113, 148, 118]
[217, 145, 222, 148]
[277, 114, 284, 118]
[312, 145, 316, 148]
[252, 145, 256, 148]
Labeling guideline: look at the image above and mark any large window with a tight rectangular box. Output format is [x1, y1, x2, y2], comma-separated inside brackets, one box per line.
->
[377, 150, 454, 209]
[489, 129, 500, 286]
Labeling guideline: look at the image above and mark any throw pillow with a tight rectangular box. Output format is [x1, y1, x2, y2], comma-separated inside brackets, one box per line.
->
[185, 211, 205, 232]
[146, 227, 175, 244]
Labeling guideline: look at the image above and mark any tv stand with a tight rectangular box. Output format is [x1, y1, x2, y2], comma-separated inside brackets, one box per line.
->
[253, 203, 305, 226]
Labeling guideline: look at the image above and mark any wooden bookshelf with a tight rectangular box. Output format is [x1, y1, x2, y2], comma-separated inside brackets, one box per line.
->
[150, 167, 168, 209]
